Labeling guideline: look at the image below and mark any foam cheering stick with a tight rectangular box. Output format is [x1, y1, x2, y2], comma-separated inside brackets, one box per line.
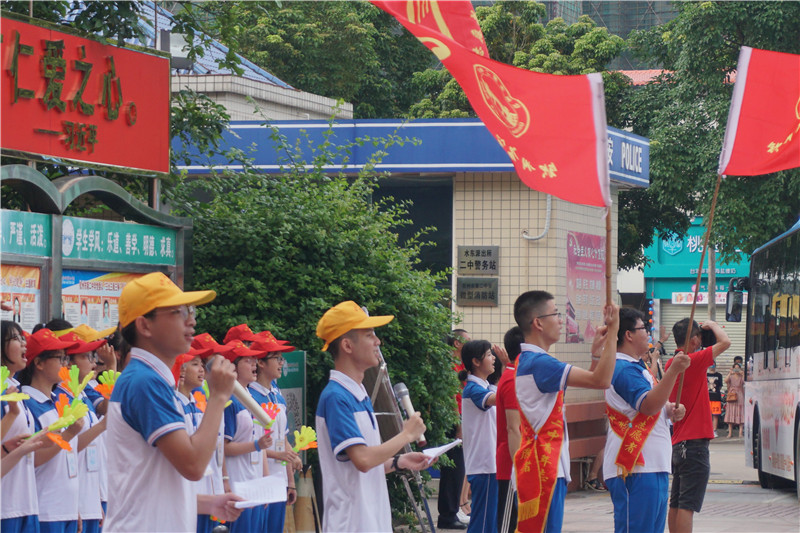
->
[94, 370, 121, 399]
[0, 366, 29, 402]
[27, 393, 88, 444]
[58, 366, 95, 399]
[292, 425, 318, 452]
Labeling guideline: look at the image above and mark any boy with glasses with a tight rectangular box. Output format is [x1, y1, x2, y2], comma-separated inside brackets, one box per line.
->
[602, 308, 689, 533]
[512, 291, 618, 533]
[104, 272, 243, 532]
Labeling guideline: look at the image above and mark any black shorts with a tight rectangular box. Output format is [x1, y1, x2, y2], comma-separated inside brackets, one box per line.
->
[670, 439, 710, 513]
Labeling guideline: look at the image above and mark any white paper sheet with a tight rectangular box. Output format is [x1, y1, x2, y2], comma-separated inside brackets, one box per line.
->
[422, 439, 462, 461]
[232, 476, 288, 508]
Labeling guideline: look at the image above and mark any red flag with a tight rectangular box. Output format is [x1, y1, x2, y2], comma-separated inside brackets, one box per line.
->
[373, 0, 610, 207]
[719, 46, 800, 176]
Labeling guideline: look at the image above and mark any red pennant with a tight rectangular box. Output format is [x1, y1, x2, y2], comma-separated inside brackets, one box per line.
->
[719, 47, 800, 176]
[372, 0, 611, 207]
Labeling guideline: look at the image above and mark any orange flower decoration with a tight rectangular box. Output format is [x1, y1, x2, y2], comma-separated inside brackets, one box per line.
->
[46, 432, 72, 451]
[193, 391, 207, 413]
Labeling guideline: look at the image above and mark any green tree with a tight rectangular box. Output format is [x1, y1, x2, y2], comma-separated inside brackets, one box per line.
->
[170, 128, 459, 522]
[213, 1, 433, 118]
[626, 1, 800, 261]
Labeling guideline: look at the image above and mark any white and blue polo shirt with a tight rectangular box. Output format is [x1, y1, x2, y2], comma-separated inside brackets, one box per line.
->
[22, 385, 80, 522]
[249, 381, 290, 486]
[224, 395, 263, 483]
[83, 381, 108, 502]
[603, 353, 672, 481]
[461, 375, 497, 475]
[515, 343, 573, 482]
[315, 370, 391, 533]
[104, 348, 196, 533]
[1, 377, 39, 520]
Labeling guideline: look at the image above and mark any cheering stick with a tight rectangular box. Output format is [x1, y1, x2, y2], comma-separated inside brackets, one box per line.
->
[0, 366, 29, 402]
[58, 366, 95, 399]
[94, 370, 121, 400]
[292, 426, 318, 452]
[675, 174, 723, 405]
[205, 356, 273, 428]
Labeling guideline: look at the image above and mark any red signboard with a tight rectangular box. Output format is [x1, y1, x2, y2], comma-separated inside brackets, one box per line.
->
[1, 15, 170, 174]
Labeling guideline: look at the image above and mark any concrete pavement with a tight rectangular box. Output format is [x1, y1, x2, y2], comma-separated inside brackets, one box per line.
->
[425, 436, 799, 532]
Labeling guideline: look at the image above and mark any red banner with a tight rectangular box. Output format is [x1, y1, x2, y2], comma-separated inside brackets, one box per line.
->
[719, 46, 800, 176]
[1, 15, 170, 175]
[372, 0, 610, 207]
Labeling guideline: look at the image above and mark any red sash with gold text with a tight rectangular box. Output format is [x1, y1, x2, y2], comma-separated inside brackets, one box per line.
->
[606, 404, 658, 478]
[514, 391, 564, 533]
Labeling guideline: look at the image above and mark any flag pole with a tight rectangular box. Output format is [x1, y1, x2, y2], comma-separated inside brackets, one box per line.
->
[675, 173, 723, 405]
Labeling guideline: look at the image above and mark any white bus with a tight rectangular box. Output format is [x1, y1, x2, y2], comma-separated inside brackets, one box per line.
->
[727, 218, 799, 498]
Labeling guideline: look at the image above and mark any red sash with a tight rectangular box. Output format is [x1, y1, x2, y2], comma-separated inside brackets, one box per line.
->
[606, 404, 658, 478]
[514, 391, 564, 533]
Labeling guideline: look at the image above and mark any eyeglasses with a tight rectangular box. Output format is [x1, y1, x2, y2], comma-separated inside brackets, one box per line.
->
[537, 312, 562, 320]
[147, 305, 196, 321]
[266, 355, 285, 362]
[631, 326, 648, 331]
[43, 354, 70, 365]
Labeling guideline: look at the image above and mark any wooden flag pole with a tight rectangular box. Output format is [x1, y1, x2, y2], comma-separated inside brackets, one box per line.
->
[675, 173, 723, 405]
[606, 211, 612, 306]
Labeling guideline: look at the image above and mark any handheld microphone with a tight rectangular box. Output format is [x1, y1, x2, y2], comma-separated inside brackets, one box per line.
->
[393, 382, 427, 447]
[206, 356, 273, 429]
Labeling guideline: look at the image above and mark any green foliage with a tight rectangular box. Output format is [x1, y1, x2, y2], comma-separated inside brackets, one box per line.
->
[170, 124, 461, 516]
[214, 1, 433, 118]
[625, 1, 800, 262]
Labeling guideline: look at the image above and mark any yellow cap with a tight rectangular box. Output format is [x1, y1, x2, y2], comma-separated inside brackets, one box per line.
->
[316, 301, 393, 351]
[118, 272, 216, 327]
[68, 324, 116, 342]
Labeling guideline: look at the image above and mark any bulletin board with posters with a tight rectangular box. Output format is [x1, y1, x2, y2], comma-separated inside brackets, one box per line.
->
[1, 265, 44, 332]
[61, 270, 147, 330]
[565, 231, 606, 345]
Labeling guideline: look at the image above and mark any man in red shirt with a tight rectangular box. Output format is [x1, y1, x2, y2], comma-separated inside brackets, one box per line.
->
[665, 318, 730, 533]
[495, 326, 524, 533]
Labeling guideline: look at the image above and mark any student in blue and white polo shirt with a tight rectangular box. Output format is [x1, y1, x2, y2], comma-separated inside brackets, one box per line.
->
[603, 308, 689, 533]
[222, 339, 273, 533]
[104, 272, 242, 533]
[249, 335, 302, 533]
[1, 321, 48, 533]
[315, 301, 431, 533]
[513, 291, 617, 533]
[18, 329, 83, 533]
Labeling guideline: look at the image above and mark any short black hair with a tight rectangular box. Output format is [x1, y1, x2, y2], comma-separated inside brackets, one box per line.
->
[503, 326, 525, 360]
[672, 318, 701, 349]
[617, 308, 646, 347]
[514, 291, 554, 334]
[45, 318, 73, 331]
[327, 330, 357, 360]
[733, 355, 743, 363]
[458, 339, 492, 381]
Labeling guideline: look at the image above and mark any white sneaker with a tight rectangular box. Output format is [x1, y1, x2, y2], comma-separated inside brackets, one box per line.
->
[457, 510, 470, 524]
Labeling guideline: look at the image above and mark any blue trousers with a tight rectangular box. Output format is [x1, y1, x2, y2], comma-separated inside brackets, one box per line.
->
[543, 478, 567, 533]
[467, 473, 498, 533]
[606, 472, 669, 533]
[39, 521, 78, 533]
[1, 515, 40, 533]
[228, 505, 264, 533]
[264, 501, 287, 533]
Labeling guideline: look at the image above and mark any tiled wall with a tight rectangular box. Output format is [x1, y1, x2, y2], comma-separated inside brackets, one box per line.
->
[171, 75, 353, 121]
[452, 171, 619, 403]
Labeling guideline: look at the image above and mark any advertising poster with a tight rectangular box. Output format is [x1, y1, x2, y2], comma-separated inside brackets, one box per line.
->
[1, 265, 42, 332]
[565, 231, 606, 344]
[62, 270, 145, 330]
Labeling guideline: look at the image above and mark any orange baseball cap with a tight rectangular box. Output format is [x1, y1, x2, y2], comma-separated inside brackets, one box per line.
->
[25, 329, 80, 365]
[57, 331, 107, 355]
[170, 347, 212, 383]
[223, 324, 259, 344]
[316, 301, 393, 351]
[118, 272, 215, 328]
[221, 340, 267, 362]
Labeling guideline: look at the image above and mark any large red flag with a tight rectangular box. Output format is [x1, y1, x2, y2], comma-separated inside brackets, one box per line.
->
[373, 0, 610, 207]
[719, 46, 800, 176]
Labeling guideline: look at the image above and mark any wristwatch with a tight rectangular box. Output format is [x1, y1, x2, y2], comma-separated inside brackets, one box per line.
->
[392, 454, 406, 472]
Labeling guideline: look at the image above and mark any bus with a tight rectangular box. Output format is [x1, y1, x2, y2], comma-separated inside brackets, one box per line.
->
[727, 217, 800, 498]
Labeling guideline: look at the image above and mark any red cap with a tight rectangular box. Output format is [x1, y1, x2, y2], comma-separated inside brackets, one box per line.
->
[250, 337, 295, 354]
[57, 331, 107, 355]
[254, 331, 290, 345]
[223, 324, 259, 344]
[221, 340, 267, 362]
[170, 347, 211, 383]
[191, 333, 226, 355]
[25, 329, 80, 365]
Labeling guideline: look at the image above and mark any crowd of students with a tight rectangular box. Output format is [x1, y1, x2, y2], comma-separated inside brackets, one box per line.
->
[1, 273, 302, 533]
